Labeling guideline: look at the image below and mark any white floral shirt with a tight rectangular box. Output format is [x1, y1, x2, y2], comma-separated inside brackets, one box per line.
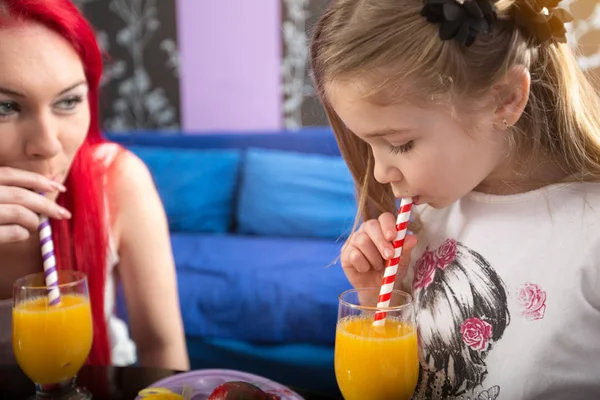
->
[405, 183, 600, 400]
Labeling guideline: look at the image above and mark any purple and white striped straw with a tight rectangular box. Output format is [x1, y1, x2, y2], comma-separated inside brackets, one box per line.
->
[39, 214, 60, 306]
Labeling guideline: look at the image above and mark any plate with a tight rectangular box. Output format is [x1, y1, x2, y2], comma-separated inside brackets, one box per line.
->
[135, 369, 305, 400]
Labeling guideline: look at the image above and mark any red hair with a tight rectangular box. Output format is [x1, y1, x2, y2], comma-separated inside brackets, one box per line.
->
[3, 0, 112, 365]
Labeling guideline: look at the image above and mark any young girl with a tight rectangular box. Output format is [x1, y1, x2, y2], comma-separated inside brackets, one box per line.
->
[0, 0, 189, 371]
[311, 0, 600, 398]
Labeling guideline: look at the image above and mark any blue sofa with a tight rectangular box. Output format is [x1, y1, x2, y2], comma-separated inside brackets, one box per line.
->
[106, 128, 355, 395]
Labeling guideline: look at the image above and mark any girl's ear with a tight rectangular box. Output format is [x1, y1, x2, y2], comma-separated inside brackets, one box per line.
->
[492, 66, 531, 129]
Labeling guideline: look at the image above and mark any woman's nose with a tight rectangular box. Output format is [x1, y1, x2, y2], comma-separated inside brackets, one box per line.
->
[24, 115, 62, 159]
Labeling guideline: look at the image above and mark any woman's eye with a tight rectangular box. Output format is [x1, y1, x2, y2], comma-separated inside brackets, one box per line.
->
[55, 95, 84, 111]
[0, 101, 20, 118]
[389, 141, 414, 155]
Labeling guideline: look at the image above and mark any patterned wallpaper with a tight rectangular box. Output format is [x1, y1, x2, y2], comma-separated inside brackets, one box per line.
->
[565, 0, 600, 88]
[72, 0, 181, 133]
[281, 0, 329, 129]
[69, 0, 598, 133]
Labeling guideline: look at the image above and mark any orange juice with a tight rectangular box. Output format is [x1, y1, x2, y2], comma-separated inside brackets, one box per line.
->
[335, 315, 419, 400]
[13, 294, 93, 384]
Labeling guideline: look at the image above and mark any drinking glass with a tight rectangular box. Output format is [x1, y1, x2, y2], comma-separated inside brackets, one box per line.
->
[334, 288, 419, 400]
[13, 270, 93, 399]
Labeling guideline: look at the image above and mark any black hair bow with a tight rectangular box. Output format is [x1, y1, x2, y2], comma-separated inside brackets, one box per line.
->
[421, 0, 498, 47]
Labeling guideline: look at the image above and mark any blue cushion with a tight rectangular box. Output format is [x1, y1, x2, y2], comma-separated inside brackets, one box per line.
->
[172, 233, 352, 344]
[236, 148, 357, 239]
[128, 146, 241, 233]
[106, 127, 341, 156]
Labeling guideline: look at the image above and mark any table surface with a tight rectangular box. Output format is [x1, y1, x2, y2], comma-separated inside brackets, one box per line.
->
[0, 365, 342, 400]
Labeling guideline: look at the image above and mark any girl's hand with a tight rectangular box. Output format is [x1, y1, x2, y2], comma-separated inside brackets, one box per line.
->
[341, 212, 417, 290]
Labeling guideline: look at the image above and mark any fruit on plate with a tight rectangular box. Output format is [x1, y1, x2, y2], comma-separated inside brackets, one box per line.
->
[207, 381, 281, 400]
[139, 394, 184, 400]
[138, 386, 192, 400]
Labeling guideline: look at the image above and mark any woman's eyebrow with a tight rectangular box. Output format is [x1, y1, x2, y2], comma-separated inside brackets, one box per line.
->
[0, 80, 87, 98]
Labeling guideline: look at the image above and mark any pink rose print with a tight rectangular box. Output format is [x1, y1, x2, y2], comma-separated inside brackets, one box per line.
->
[517, 283, 547, 321]
[461, 317, 493, 352]
[435, 239, 457, 269]
[413, 250, 437, 291]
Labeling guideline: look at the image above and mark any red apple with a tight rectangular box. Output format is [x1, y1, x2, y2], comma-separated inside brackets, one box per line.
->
[207, 381, 280, 400]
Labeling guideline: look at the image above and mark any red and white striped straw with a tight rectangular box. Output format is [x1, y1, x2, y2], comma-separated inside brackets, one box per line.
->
[373, 197, 413, 326]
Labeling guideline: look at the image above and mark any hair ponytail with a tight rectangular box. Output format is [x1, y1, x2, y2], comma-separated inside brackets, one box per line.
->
[533, 42, 600, 179]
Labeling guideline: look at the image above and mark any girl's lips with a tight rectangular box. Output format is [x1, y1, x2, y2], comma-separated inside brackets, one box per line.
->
[392, 192, 422, 204]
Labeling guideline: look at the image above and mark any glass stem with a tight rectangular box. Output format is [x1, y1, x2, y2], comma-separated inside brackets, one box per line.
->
[35, 376, 77, 398]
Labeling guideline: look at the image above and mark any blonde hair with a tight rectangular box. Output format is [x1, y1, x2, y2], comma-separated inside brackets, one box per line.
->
[310, 0, 600, 228]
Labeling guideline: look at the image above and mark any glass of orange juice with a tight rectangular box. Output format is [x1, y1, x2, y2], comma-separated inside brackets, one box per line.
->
[13, 270, 93, 399]
[335, 288, 419, 400]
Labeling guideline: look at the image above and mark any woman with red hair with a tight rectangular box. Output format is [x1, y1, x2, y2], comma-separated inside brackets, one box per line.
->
[0, 0, 189, 371]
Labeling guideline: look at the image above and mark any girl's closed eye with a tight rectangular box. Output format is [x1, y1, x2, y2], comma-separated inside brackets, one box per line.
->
[389, 140, 414, 155]
[55, 95, 84, 111]
[0, 101, 20, 119]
